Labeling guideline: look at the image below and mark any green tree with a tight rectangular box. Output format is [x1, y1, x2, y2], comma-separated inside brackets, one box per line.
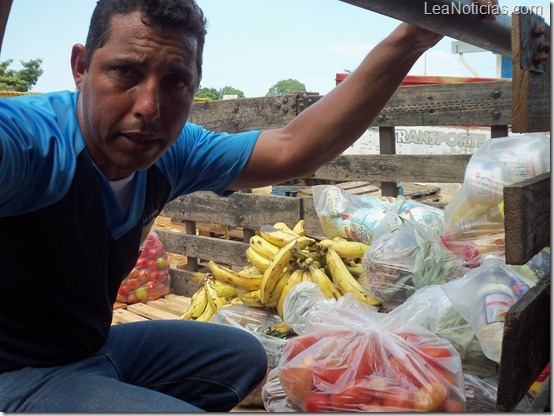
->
[266, 78, 307, 96]
[219, 85, 245, 99]
[0, 58, 43, 92]
[195, 86, 220, 101]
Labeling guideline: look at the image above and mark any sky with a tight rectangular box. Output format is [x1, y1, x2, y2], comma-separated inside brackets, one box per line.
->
[1, 0, 551, 98]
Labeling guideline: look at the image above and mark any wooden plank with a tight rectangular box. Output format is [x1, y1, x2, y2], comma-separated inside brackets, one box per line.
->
[126, 303, 182, 320]
[112, 308, 149, 325]
[511, 12, 551, 133]
[169, 268, 202, 297]
[300, 196, 327, 239]
[189, 95, 297, 133]
[157, 229, 249, 267]
[146, 297, 190, 316]
[313, 154, 471, 183]
[160, 192, 302, 230]
[504, 172, 551, 265]
[188, 82, 512, 131]
[496, 274, 551, 411]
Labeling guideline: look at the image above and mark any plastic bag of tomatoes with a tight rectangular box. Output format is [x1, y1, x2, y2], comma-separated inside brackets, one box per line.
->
[116, 231, 171, 304]
[277, 306, 466, 412]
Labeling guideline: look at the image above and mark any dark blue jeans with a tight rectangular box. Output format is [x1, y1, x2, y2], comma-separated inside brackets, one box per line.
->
[0, 319, 268, 412]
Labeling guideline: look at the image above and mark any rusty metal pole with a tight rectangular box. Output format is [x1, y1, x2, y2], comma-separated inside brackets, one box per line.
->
[339, 0, 513, 57]
[0, 0, 13, 57]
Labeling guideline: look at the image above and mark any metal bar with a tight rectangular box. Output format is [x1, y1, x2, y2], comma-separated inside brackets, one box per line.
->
[339, 0, 512, 57]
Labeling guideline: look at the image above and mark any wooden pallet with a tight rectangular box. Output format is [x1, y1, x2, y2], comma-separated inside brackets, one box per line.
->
[112, 294, 190, 325]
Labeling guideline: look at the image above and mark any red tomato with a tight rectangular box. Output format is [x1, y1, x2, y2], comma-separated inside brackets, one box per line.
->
[302, 392, 331, 412]
[147, 260, 159, 272]
[418, 343, 453, 360]
[328, 379, 374, 411]
[127, 268, 138, 279]
[146, 281, 157, 292]
[127, 278, 141, 290]
[118, 284, 130, 296]
[414, 382, 448, 412]
[381, 388, 415, 411]
[443, 398, 464, 412]
[312, 362, 347, 387]
[135, 257, 148, 268]
[280, 365, 314, 401]
[138, 269, 150, 283]
[148, 248, 160, 259]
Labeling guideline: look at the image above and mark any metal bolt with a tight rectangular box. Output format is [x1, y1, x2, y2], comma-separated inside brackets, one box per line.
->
[377, 115, 385, 122]
[533, 26, 546, 37]
[492, 90, 502, 99]
[307, 98, 313, 105]
[539, 42, 551, 54]
[298, 103, 305, 111]
[233, 105, 239, 113]
[491, 110, 501, 119]
[275, 103, 281, 110]
[533, 52, 549, 64]
[379, 165, 387, 171]
[234, 120, 239, 126]
[282, 98, 289, 105]
[283, 107, 289, 114]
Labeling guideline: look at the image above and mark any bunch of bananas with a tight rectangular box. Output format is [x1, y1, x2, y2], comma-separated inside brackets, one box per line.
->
[180, 220, 381, 327]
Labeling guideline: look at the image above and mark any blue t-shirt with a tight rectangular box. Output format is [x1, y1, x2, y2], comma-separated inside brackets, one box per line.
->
[0, 91, 260, 371]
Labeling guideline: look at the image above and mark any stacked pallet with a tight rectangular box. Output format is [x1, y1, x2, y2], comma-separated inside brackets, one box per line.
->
[112, 294, 190, 325]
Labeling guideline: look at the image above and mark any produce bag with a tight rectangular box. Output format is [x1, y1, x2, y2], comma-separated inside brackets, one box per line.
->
[388, 285, 498, 378]
[441, 255, 536, 363]
[312, 185, 444, 246]
[211, 304, 290, 408]
[359, 213, 468, 311]
[442, 133, 550, 267]
[116, 230, 171, 304]
[272, 283, 466, 412]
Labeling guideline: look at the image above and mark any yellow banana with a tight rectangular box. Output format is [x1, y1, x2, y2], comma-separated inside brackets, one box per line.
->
[208, 260, 262, 292]
[302, 269, 313, 283]
[277, 268, 304, 317]
[205, 278, 228, 311]
[326, 248, 381, 307]
[330, 240, 370, 259]
[245, 247, 271, 272]
[267, 321, 294, 338]
[210, 280, 238, 299]
[260, 225, 300, 247]
[250, 235, 280, 260]
[180, 286, 208, 320]
[266, 268, 292, 308]
[238, 265, 264, 277]
[195, 300, 216, 322]
[260, 236, 315, 303]
[238, 289, 265, 308]
[318, 239, 335, 248]
[308, 263, 342, 300]
[272, 222, 300, 236]
[292, 219, 307, 236]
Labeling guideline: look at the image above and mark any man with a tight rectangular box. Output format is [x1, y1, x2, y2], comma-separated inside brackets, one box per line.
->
[0, 0, 497, 412]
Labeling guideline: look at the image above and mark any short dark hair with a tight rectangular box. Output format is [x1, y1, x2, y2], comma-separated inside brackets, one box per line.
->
[85, 0, 207, 82]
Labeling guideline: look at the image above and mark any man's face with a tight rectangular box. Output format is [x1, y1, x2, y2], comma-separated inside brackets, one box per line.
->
[73, 11, 199, 180]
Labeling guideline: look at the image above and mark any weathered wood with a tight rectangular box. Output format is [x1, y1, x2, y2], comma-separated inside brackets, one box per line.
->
[160, 191, 302, 230]
[504, 172, 551, 265]
[126, 303, 182, 320]
[157, 229, 249, 267]
[112, 308, 149, 324]
[189, 95, 297, 132]
[169, 268, 201, 297]
[497, 274, 551, 411]
[300, 196, 326, 239]
[313, 154, 471, 183]
[379, 81, 512, 127]
[511, 12, 551, 133]
[188, 82, 512, 131]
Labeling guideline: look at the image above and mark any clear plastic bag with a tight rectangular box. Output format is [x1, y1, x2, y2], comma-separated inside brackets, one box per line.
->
[442, 133, 550, 267]
[273, 284, 466, 412]
[389, 285, 498, 378]
[441, 255, 536, 363]
[359, 213, 468, 311]
[312, 185, 444, 246]
[116, 230, 171, 304]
